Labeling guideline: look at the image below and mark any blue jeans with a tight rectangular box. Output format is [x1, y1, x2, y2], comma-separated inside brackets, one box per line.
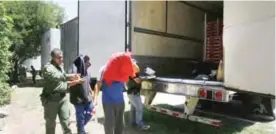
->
[75, 101, 93, 134]
[128, 94, 144, 126]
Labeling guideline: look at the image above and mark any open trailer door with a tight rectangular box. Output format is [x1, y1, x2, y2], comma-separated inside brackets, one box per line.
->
[223, 1, 275, 120]
[223, 1, 275, 96]
[78, 1, 127, 77]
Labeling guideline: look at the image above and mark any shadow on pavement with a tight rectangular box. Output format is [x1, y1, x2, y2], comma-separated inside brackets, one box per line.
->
[97, 111, 153, 134]
[17, 79, 43, 88]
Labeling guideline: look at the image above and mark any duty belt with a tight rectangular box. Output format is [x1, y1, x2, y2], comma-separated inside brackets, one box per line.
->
[51, 92, 66, 98]
[128, 90, 140, 95]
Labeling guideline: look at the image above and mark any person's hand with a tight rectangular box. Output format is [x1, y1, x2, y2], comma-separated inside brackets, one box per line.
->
[93, 98, 98, 106]
[73, 74, 81, 80]
[78, 78, 86, 84]
[132, 62, 140, 73]
[68, 74, 80, 81]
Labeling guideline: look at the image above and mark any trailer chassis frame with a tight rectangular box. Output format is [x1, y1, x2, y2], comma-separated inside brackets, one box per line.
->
[140, 77, 237, 127]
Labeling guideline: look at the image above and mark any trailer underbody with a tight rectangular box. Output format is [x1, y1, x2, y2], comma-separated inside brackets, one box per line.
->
[140, 77, 274, 126]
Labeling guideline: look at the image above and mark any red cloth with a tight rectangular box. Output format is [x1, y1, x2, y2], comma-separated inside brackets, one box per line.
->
[103, 52, 135, 86]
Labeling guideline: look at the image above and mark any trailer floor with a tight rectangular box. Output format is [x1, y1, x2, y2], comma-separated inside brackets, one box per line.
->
[0, 86, 274, 134]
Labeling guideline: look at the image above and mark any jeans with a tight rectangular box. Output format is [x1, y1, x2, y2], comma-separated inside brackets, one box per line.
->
[127, 94, 144, 126]
[75, 101, 93, 134]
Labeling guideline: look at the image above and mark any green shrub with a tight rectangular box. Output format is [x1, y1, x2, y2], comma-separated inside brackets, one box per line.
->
[0, 82, 12, 106]
[0, 3, 13, 106]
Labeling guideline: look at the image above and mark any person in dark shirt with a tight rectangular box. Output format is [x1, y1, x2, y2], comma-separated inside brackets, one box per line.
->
[31, 65, 37, 84]
[69, 55, 93, 134]
[127, 59, 150, 130]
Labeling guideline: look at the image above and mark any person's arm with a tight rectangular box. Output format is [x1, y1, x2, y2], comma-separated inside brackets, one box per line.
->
[92, 66, 105, 104]
[65, 64, 79, 80]
[68, 79, 85, 88]
[124, 83, 128, 90]
[43, 66, 84, 92]
[43, 66, 65, 82]
[65, 74, 79, 80]
[93, 81, 101, 102]
[132, 73, 142, 84]
[88, 74, 94, 94]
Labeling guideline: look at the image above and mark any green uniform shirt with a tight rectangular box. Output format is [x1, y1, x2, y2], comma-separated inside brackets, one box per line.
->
[41, 62, 69, 100]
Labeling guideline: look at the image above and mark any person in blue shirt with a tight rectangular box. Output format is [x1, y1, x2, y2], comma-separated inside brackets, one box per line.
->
[94, 65, 125, 134]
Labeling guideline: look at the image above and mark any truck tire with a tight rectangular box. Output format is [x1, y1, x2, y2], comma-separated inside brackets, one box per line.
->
[242, 94, 275, 121]
[271, 99, 276, 120]
[271, 98, 276, 120]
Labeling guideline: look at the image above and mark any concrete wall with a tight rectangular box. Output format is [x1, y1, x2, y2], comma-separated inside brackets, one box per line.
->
[41, 28, 61, 69]
[60, 18, 78, 72]
[24, 27, 62, 71]
[22, 56, 41, 71]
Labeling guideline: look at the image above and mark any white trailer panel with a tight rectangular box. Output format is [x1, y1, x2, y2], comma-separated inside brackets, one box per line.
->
[223, 1, 275, 95]
[79, 1, 126, 77]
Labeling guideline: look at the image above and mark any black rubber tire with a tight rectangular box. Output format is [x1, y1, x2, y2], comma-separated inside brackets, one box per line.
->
[242, 95, 275, 122]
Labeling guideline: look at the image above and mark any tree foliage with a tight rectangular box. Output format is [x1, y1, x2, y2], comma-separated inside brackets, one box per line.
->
[0, 2, 13, 106]
[3, 1, 65, 63]
[0, 1, 64, 105]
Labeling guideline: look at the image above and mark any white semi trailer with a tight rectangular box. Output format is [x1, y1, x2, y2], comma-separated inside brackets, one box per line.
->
[61, 1, 275, 126]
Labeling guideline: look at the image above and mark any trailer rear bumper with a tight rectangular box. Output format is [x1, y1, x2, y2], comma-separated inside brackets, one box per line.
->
[142, 77, 235, 102]
[145, 105, 222, 127]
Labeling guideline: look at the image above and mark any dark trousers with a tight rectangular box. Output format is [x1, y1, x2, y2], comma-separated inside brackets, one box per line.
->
[75, 102, 93, 134]
[43, 97, 72, 134]
[103, 103, 125, 134]
[32, 75, 36, 84]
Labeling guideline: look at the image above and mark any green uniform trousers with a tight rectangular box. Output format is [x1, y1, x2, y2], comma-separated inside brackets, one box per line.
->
[43, 95, 72, 134]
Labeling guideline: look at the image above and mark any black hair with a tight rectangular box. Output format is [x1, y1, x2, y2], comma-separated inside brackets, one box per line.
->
[84, 55, 90, 62]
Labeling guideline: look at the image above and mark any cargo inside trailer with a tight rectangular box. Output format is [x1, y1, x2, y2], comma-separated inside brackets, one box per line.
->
[130, 1, 223, 80]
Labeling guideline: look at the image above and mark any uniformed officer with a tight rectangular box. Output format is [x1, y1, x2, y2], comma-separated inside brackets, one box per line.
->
[40, 48, 85, 134]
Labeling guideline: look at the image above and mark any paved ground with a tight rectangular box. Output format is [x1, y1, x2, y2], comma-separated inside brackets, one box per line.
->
[0, 87, 129, 134]
[0, 87, 275, 134]
[0, 87, 168, 134]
